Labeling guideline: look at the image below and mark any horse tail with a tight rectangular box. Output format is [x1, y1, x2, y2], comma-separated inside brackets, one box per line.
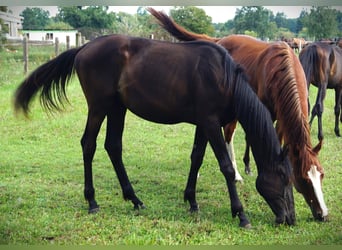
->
[147, 7, 220, 43]
[299, 44, 326, 88]
[14, 46, 84, 116]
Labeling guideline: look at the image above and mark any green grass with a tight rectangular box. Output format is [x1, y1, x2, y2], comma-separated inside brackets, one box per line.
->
[0, 47, 341, 245]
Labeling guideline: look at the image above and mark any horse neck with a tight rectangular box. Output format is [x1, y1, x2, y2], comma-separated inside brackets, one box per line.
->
[232, 72, 281, 171]
[265, 47, 319, 179]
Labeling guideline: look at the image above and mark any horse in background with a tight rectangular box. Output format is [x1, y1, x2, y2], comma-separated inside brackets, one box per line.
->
[14, 35, 295, 227]
[148, 7, 328, 222]
[299, 41, 342, 140]
[282, 37, 308, 53]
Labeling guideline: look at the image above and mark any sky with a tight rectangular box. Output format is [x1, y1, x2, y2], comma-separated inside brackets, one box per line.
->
[8, 5, 336, 23]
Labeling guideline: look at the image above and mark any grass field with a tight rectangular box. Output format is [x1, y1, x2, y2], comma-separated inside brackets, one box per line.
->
[0, 45, 341, 245]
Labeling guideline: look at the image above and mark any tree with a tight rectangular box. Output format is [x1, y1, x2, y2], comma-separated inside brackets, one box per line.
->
[170, 6, 215, 36]
[20, 7, 50, 29]
[56, 7, 87, 29]
[0, 6, 8, 50]
[274, 12, 287, 28]
[57, 6, 115, 39]
[234, 6, 277, 40]
[302, 6, 338, 40]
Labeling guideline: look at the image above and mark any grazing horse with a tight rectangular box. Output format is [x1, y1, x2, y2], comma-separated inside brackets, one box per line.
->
[14, 35, 295, 226]
[148, 8, 328, 221]
[299, 42, 342, 140]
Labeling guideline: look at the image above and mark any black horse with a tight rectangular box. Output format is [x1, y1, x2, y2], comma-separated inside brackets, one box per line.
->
[14, 34, 295, 227]
[300, 42, 342, 140]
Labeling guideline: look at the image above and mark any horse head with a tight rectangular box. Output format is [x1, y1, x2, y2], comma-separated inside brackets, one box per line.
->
[292, 140, 328, 221]
[255, 145, 296, 225]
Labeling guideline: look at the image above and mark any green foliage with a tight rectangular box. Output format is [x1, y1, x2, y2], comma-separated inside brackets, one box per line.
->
[234, 6, 277, 40]
[302, 6, 338, 40]
[45, 21, 73, 30]
[0, 19, 8, 51]
[170, 6, 215, 36]
[20, 7, 50, 29]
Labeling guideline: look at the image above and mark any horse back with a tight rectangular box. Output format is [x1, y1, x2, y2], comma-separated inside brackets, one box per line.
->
[74, 35, 232, 124]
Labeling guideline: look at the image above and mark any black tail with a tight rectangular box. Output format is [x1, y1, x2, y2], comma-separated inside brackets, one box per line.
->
[14, 46, 84, 115]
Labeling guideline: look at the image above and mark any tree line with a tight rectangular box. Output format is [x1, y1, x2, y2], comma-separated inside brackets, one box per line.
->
[2, 6, 342, 42]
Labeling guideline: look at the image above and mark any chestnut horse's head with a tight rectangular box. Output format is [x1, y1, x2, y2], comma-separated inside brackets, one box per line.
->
[292, 140, 328, 221]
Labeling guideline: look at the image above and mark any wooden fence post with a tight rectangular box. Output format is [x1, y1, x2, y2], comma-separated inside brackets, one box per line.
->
[55, 37, 59, 56]
[23, 36, 28, 74]
[66, 36, 70, 49]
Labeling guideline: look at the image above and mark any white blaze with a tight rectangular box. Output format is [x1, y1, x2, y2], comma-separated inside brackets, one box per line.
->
[307, 165, 328, 217]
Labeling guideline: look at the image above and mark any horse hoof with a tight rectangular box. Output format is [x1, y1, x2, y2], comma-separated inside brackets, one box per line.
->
[134, 203, 146, 210]
[88, 206, 100, 214]
[189, 206, 199, 213]
[240, 222, 252, 229]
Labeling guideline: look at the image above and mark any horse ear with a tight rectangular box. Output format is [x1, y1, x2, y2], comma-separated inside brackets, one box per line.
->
[313, 139, 323, 155]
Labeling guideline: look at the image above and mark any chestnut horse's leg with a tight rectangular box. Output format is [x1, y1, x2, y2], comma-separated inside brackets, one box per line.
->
[104, 98, 144, 210]
[224, 121, 243, 181]
[80, 107, 107, 213]
[310, 82, 328, 141]
[204, 121, 250, 228]
[184, 127, 208, 211]
[334, 87, 342, 137]
[242, 140, 251, 175]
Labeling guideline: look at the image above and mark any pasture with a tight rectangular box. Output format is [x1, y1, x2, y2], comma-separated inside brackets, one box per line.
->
[0, 45, 341, 245]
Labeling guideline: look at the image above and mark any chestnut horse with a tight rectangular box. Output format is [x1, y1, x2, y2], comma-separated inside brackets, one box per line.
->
[299, 42, 342, 140]
[14, 35, 295, 227]
[148, 8, 328, 221]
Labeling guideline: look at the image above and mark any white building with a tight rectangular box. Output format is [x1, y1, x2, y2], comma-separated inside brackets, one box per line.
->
[0, 11, 23, 38]
[22, 30, 79, 46]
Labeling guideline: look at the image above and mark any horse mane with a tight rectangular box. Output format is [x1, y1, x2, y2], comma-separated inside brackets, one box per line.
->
[148, 6, 323, 179]
[264, 43, 324, 179]
[233, 66, 289, 175]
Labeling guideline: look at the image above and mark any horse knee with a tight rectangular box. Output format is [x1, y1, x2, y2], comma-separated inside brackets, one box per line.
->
[334, 105, 341, 116]
[220, 164, 236, 182]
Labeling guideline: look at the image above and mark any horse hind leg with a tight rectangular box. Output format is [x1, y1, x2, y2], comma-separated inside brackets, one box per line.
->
[81, 107, 106, 213]
[243, 138, 252, 175]
[184, 127, 208, 212]
[311, 83, 328, 140]
[334, 88, 342, 137]
[105, 98, 144, 210]
[224, 122, 243, 181]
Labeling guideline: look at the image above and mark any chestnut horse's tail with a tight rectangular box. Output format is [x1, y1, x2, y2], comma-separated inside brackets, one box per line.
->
[147, 7, 220, 43]
[14, 46, 84, 116]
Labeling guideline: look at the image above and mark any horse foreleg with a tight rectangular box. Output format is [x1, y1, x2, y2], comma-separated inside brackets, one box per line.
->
[81, 108, 106, 213]
[184, 127, 208, 212]
[334, 87, 342, 137]
[205, 121, 251, 228]
[105, 100, 144, 210]
[243, 138, 251, 175]
[224, 121, 243, 182]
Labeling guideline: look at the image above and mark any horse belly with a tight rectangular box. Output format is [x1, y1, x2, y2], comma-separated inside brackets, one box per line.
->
[119, 81, 195, 124]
